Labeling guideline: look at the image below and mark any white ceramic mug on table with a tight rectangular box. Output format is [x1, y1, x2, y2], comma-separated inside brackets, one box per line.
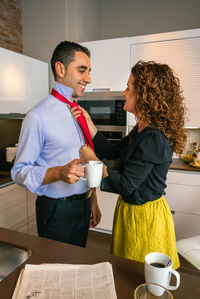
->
[145, 252, 180, 296]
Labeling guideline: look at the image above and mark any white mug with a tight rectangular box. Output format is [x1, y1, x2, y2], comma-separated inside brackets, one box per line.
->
[145, 252, 180, 296]
[81, 160, 103, 188]
[6, 147, 17, 162]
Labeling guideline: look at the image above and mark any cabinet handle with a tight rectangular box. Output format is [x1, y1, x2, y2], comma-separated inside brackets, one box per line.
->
[171, 210, 175, 215]
[92, 88, 110, 92]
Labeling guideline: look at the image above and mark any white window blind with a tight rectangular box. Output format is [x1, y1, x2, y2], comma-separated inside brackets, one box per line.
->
[131, 37, 200, 127]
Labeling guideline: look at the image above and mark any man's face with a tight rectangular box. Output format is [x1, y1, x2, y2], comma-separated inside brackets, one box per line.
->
[62, 51, 91, 98]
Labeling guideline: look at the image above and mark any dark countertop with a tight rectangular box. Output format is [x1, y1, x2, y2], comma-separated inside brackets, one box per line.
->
[0, 171, 13, 188]
[0, 228, 200, 299]
[170, 158, 200, 172]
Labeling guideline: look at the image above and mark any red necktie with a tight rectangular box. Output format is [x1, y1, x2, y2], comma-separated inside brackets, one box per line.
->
[51, 88, 94, 150]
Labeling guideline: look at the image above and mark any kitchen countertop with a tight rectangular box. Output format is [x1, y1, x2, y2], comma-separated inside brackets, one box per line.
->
[0, 170, 13, 188]
[0, 227, 199, 299]
[170, 158, 200, 172]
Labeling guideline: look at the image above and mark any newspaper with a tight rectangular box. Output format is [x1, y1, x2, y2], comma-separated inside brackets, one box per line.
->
[12, 262, 117, 299]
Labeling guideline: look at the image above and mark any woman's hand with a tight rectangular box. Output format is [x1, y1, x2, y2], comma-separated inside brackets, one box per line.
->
[70, 105, 91, 123]
[80, 145, 108, 179]
[79, 145, 98, 161]
[69, 105, 98, 138]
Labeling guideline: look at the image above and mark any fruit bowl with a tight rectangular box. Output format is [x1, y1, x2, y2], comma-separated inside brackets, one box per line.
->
[180, 154, 194, 163]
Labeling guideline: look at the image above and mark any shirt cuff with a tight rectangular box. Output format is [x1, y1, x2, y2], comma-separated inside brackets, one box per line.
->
[24, 166, 47, 193]
[100, 167, 121, 194]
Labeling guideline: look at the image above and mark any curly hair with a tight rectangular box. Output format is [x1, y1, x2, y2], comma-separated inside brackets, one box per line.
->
[131, 60, 187, 154]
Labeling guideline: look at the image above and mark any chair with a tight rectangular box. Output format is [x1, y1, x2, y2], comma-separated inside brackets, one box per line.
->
[177, 235, 200, 271]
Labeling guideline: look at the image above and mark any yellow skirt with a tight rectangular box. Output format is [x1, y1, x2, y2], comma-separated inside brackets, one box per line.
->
[111, 195, 180, 269]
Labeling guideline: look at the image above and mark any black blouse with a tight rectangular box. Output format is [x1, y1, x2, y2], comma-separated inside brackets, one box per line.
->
[93, 126, 173, 205]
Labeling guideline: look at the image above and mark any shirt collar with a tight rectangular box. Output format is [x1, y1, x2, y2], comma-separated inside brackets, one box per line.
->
[54, 82, 76, 103]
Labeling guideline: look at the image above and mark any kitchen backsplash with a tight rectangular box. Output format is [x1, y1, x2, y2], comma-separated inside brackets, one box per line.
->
[173, 128, 200, 158]
[0, 119, 23, 162]
[187, 128, 200, 144]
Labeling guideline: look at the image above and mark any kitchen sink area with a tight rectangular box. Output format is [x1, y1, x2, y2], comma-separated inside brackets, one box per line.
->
[0, 242, 31, 281]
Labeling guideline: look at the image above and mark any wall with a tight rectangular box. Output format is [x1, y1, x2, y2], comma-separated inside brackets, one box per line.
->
[22, 0, 66, 87]
[22, 0, 200, 55]
[21, 0, 200, 88]
[0, 0, 23, 53]
[96, 0, 200, 41]
[66, 0, 101, 42]
[0, 119, 22, 162]
[22, 0, 66, 63]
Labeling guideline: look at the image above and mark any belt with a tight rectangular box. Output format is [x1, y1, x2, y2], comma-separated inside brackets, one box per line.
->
[39, 191, 91, 202]
[59, 191, 91, 201]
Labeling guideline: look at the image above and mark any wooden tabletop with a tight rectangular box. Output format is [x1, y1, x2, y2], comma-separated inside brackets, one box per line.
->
[0, 228, 199, 299]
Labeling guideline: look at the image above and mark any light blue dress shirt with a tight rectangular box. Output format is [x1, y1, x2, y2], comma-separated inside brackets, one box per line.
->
[11, 82, 90, 198]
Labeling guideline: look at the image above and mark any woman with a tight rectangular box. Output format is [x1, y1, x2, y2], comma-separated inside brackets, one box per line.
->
[72, 61, 187, 269]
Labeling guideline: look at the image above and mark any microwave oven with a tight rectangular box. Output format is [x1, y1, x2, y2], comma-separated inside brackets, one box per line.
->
[78, 91, 126, 127]
[78, 91, 126, 169]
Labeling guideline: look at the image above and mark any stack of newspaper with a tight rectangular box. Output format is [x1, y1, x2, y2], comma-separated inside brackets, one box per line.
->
[12, 262, 117, 299]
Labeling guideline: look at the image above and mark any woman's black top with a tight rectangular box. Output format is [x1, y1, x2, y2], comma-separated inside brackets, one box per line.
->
[93, 126, 173, 205]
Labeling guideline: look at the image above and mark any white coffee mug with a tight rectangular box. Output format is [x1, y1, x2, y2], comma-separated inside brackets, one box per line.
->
[145, 252, 180, 296]
[81, 160, 103, 188]
[6, 147, 17, 162]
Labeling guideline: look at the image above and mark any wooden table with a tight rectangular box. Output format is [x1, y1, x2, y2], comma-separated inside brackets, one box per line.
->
[0, 227, 199, 298]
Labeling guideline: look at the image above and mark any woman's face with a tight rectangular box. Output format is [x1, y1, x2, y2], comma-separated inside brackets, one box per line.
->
[122, 74, 137, 115]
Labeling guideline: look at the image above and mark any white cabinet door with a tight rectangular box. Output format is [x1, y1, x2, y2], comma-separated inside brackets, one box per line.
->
[165, 183, 200, 215]
[130, 29, 200, 127]
[96, 188, 118, 232]
[27, 190, 37, 235]
[165, 170, 200, 240]
[22, 56, 49, 113]
[0, 184, 28, 231]
[81, 38, 129, 92]
[0, 47, 49, 113]
[172, 212, 200, 240]
[28, 219, 38, 236]
[27, 190, 37, 223]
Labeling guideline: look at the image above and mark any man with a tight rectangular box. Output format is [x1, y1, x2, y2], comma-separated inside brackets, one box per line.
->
[11, 41, 101, 247]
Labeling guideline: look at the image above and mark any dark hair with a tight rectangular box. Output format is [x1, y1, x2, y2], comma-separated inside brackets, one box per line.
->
[51, 41, 91, 80]
[131, 60, 187, 154]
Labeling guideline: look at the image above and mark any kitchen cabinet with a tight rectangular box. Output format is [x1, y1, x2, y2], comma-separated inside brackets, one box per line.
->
[0, 47, 49, 114]
[81, 37, 129, 92]
[0, 183, 38, 235]
[129, 28, 200, 128]
[26, 190, 37, 236]
[95, 187, 118, 232]
[0, 184, 28, 232]
[165, 170, 200, 240]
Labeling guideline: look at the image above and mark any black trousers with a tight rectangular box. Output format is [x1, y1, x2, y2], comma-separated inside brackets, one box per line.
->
[36, 195, 91, 247]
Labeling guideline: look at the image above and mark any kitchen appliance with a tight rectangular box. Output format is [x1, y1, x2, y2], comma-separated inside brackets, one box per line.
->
[78, 91, 126, 141]
[78, 91, 126, 169]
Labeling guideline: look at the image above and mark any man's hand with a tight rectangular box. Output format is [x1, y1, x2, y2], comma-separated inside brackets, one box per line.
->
[42, 159, 86, 185]
[58, 159, 86, 184]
